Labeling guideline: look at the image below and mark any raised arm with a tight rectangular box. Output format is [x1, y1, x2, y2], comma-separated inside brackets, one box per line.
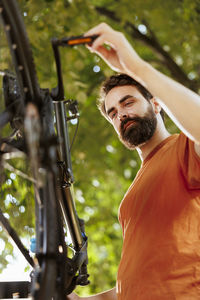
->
[67, 288, 117, 300]
[85, 23, 200, 150]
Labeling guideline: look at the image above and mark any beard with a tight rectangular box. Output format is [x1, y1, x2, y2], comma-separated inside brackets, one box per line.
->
[119, 105, 157, 150]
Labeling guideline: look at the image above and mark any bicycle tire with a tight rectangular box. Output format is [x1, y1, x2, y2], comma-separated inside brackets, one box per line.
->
[0, 2, 89, 299]
[0, 1, 63, 299]
[0, 0, 42, 109]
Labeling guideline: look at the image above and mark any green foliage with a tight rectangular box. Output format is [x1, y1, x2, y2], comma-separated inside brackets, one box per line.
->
[1, 0, 199, 296]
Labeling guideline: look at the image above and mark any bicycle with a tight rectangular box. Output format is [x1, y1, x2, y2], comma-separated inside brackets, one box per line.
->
[0, 0, 98, 299]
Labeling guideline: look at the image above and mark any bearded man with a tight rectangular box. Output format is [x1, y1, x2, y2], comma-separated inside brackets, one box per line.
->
[68, 23, 200, 300]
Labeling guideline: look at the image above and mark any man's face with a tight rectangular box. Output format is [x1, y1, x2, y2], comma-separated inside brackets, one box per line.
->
[104, 85, 157, 149]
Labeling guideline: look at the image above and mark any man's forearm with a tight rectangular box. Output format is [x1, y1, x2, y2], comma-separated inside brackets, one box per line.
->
[129, 59, 200, 143]
[86, 23, 200, 143]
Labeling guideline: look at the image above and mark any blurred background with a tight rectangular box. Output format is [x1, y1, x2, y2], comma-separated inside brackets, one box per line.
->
[1, 0, 200, 296]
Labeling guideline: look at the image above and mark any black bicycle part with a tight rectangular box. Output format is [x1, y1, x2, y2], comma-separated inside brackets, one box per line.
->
[55, 100, 74, 184]
[0, 281, 30, 298]
[0, 208, 34, 267]
[0, 1, 60, 299]
[51, 34, 98, 102]
[2, 73, 24, 130]
[55, 34, 99, 47]
[0, 1, 90, 299]
[0, 0, 42, 110]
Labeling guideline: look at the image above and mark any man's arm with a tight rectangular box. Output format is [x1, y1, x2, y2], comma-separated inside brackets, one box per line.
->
[67, 288, 117, 300]
[85, 23, 200, 153]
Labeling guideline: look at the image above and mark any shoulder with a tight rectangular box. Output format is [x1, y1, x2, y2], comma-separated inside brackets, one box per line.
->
[176, 132, 200, 161]
[194, 142, 200, 157]
[177, 132, 200, 158]
[175, 132, 200, 189]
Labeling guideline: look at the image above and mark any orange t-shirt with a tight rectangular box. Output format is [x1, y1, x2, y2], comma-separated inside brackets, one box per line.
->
[117, 133, 200, 300]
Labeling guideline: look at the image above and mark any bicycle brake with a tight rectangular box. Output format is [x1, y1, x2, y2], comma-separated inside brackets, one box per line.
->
[3, 72, 24, 131]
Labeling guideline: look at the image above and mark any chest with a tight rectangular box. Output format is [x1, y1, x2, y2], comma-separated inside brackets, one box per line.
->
[119, 147, 193, 234]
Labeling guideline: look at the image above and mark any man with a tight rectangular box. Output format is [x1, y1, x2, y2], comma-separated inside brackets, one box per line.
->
[68, 23, 200, 299]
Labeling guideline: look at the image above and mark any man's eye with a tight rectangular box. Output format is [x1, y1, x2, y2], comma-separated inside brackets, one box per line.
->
[125, 101, 133, 106]
[111, 112, 117, 119]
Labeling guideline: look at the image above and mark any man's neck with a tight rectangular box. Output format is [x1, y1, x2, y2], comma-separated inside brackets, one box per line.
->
[136, 126, 171, 162]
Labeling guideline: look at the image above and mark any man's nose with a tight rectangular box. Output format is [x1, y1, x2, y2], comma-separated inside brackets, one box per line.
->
[118, 112, 127, 121]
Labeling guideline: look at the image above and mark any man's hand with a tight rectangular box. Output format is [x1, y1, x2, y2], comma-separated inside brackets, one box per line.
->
[66, 288, 117, 300]
[66, 292, 80, 300]
[85, 23, 145, 84]
[85, 25, 200, 145]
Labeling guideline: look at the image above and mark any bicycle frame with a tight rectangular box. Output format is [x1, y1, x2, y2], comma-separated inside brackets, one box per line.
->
[0, 44, 88, 299]
[0, 1, 98, 297]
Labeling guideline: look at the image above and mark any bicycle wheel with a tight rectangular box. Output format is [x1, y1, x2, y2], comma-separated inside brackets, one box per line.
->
[0, 0, 41, 106]
[0, 1, 63, 299]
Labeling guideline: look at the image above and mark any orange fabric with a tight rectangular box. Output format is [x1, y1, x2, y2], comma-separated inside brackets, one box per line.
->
[117, 133, 200, 299]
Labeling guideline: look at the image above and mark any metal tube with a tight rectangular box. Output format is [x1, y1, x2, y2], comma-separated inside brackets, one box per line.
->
[54, 100, 74, 183]
[60, 186, 83, 250]
[54, 100, 83, 249]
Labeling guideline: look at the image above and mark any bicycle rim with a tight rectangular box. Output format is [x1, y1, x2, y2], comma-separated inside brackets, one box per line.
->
[0, 1, 60, 299]
[0, 0, 41, 108]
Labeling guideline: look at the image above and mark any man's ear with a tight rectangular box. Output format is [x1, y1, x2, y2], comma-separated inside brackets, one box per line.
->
[151, 97, 161, 114]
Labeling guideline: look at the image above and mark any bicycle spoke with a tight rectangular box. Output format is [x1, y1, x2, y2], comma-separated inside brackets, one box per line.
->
[3, 161, 37, 184]
[0, 208, 34, 267]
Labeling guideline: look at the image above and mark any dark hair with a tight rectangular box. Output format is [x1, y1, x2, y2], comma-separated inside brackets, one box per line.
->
[98, 73, 165, 121]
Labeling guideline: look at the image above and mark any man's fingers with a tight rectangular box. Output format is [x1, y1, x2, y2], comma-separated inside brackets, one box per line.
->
[86, 44, 109, 60]
[84, 22, 112, 37]
[93, 45, 112, 60]
[84, 23, 115, 49]
[90, 35, 106, 51]
[66, 292, 79, 300]
[85, 23, 127, 72]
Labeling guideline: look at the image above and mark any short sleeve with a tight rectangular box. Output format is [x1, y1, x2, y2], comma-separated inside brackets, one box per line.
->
[177, 132, 200, 189]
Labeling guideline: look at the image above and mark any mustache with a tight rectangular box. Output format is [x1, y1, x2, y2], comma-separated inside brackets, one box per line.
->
[120, 117, 141, 133]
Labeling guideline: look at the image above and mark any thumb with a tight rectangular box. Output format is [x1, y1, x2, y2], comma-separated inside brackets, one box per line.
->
[66, 292, 80, 300]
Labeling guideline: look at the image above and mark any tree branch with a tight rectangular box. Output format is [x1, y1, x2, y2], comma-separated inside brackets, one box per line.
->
[95, 6, 199, 92]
